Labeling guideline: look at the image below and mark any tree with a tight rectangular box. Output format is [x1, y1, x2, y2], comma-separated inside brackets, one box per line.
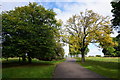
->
[64, 10, 116, 62]
[111, 0, 120, 29]
[55, 42, 65, 59]
[114, 34, 120, 56]
[102, 46, 116, 56]
[102, 34, 120, 57]
[2, 2, 62, 63]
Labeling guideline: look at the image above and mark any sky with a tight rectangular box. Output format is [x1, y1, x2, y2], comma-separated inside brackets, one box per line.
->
[1, 0, 119, 56]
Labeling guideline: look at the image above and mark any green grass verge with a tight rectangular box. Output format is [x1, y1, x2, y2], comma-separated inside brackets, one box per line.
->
[2, 58, 65, 78]
[76, 57, 119, 79]
[3, 65, 55, 78]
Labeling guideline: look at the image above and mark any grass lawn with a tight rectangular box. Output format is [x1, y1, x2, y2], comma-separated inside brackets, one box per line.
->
[76, 57, 119, 79]
[2, 58, 65, 78]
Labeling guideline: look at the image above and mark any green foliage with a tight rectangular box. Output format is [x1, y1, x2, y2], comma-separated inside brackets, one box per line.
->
[96, 55, 101, 57]
[111, 1, 120, 27]
[107, 46, 115, 52]
[84, 47, 89, 55]
[88, 56, 94, 57]
[64, 10, 114, 62]
[102, 46, 116, 57]
[55, 42, 65, 59]
[114, 34, 120, 56]
[102, 34, 120, 57]
[104, 55, 112, 57]
[69, 44, 89, 57]
[2, 2, 63, 62]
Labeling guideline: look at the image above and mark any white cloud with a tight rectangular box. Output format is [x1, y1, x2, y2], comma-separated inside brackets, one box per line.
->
[54, 1, 113, 24]
[87, 43, 104, 56]
[53, 8, 62, 14]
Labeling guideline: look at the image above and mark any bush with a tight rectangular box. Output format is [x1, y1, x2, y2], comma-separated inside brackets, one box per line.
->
[96, 55, 101, 57]
[104, 55, 112, 57]
[88, 56, 94, 57]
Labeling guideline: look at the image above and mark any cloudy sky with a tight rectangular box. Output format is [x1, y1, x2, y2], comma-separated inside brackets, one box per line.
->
[1, 0, 118, 56]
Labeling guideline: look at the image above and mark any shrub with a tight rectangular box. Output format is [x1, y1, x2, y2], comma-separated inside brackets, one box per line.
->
[96, 55, 101, 57]
[88, 56, 94, 57]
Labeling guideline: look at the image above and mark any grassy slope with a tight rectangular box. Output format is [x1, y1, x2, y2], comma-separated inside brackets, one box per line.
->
[76, 57, 119, 79]
[2, 58, 65, 78]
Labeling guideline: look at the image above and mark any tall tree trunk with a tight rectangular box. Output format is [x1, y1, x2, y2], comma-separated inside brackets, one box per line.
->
[81, 47, 86, 63]
[28, 53, 32, 63]
[22, 55, 26, 62]
[81, 53, 85, 62]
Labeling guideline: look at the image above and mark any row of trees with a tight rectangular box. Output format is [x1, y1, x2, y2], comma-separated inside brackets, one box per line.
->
[2, 1, 120, 63]
[2, 2, 64, 63]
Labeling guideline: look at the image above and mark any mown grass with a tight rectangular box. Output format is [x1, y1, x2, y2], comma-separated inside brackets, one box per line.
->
[2, 58, 65, 78]
[76, 57, 119, 79]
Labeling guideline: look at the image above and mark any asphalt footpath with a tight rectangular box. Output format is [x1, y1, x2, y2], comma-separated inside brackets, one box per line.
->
[53, 58, 114, 80]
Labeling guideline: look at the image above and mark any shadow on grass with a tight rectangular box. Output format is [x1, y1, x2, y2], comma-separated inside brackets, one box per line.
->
[2, 58, 65, 68]
[2, 62, 53, 68]
[76, 59, 119, 69]
[76, 58, 119, 79]
[2, 60, 56, 68]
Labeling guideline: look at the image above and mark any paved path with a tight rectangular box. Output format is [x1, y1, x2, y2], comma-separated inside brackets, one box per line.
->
[53, 58, 106, 78]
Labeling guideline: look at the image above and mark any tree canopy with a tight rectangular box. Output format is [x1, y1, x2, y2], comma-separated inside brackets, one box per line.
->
[63, 10, 117, 62]
[111, 0, 120, 29]
[2, 2, 64, 63]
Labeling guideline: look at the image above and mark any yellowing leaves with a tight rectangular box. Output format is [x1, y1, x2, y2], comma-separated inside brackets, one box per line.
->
[63, 10, 115, 56]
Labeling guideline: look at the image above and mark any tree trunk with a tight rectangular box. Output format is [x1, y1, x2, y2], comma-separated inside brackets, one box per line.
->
[81, 53, 85, 63]
[22, 55, 26, 62]
[81, 47, 86, 63]
[19, 57, 20, 62]
[6, 58, 8, 61]
[28, 53, 32, 63]
[28, 56, 32, 63]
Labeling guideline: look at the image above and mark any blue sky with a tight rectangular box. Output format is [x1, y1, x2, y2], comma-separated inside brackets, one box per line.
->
[39, 2, 85, 11]
[1, 0, 118, 56]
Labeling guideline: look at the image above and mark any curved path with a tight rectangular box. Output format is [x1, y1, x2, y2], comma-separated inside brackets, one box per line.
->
[53, 58, 107, 79]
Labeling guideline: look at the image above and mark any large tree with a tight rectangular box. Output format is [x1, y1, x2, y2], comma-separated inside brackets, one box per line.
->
[111, 0, 120, 29]
[2, 2, 62, 63]
[63, 10, 117, 62]
[114, 34, 120, 56]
